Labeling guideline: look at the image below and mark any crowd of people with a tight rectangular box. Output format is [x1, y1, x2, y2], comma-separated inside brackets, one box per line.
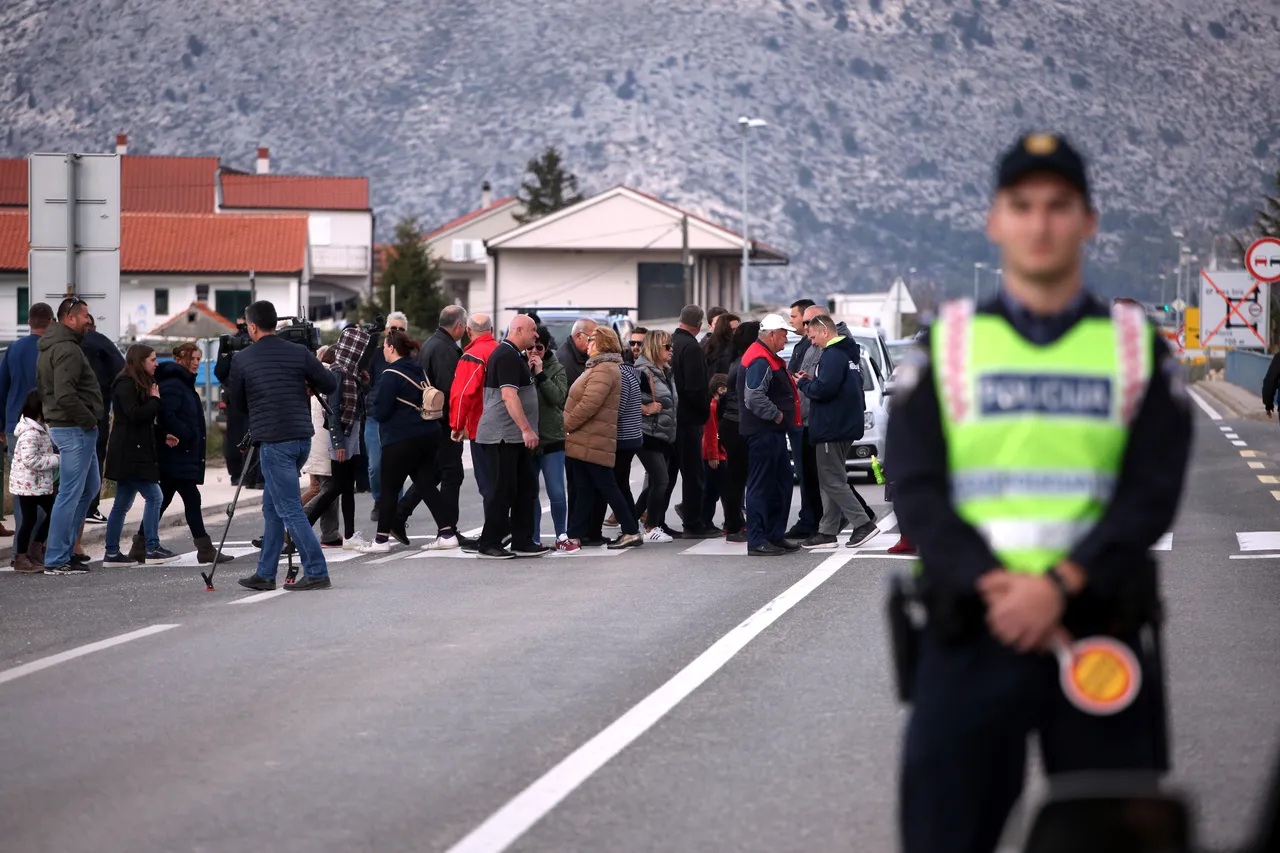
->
[260, 298, 884, 574]
[0, 292, 886, 582]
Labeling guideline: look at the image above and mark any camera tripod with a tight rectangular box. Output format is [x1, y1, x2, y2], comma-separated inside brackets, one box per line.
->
[201, 433, 299, 590]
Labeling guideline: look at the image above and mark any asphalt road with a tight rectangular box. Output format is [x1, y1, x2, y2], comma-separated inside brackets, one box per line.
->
[1, 396, 1278, 853]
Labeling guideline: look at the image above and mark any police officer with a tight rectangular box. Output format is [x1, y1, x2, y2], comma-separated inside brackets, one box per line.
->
[887, 133, 1192, 853]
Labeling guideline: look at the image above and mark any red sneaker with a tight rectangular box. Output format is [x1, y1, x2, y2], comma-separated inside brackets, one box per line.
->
[887, 536, 916, 555]
[556, 539, 581, 553]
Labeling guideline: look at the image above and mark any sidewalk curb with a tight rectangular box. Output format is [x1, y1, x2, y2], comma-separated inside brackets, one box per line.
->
[1194, 380, 1270, 422]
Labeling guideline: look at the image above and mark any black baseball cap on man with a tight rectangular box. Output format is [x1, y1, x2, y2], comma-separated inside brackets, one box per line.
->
[995, 133, 1092, 207]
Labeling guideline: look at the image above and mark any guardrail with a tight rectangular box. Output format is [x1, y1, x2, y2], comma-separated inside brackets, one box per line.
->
[1225, 350, 1272, 393]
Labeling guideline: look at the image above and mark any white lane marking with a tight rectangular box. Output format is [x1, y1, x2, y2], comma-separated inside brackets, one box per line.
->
[1249, 462, 1267, 469]
[1186, 387, 1222, 421]
[1233, 440, 1249, 447]
[847, 553, 917, 560]
[164, 547, 258, 567]
[1235, 531, 1280, 551]
[1229, 554, 1280, 560]
[877, 510, 897, 532]
[444, 552, 856, 853]
[1220, 426, 1233, 432]
[229, 589, 289, 604]
[0, 624, 180, 686]
[1151, 532, 1174, 551]
[1259, 475, 1279, 484]
[1225, 433, 1240, 439]
[368, 547, 625, 565]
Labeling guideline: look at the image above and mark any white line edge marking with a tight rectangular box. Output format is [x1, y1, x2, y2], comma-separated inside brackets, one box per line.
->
[1219, 426, 1233, 432]
[444, 552, 856, 853]
[1233, 440, 1249, 446]
[229, 589, 288, 604]
[0, 624, 180, 686]
[1229, 554, 1280, 560]
[1225, 433, 1240, 439]
[1185, 387, 1222, 421]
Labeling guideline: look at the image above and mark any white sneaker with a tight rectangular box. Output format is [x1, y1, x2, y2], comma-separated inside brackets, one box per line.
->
[343, 532, 368, 550]
[423, 534, 460, 551]
[644, 527, 673, 544]
[356, 539, 392, 554]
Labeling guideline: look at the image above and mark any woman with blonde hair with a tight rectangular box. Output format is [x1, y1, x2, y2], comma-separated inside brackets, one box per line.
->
[564, 327, 641, 549]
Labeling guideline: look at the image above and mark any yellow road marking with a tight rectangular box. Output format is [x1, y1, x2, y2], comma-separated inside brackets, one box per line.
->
[1271, 491, 1280, 501]
[1242, 450, 1265, 458]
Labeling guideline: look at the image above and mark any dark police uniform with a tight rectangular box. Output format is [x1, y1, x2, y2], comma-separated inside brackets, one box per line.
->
[886, 136, 1194, 853]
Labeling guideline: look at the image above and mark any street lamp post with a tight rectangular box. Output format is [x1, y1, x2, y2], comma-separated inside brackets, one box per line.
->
[738, 116, 767, 315]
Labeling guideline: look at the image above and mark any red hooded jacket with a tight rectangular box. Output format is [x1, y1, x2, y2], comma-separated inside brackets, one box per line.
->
[449, 333, 498, 440]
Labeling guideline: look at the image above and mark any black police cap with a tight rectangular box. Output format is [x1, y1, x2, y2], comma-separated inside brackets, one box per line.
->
[995, 133, 1091, 205]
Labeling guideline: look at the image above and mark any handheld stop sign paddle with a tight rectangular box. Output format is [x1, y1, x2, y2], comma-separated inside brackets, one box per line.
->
[1053, 635, 1142, 716]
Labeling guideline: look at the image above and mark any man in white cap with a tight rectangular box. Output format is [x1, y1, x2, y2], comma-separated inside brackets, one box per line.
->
[738, 313, 802, 556]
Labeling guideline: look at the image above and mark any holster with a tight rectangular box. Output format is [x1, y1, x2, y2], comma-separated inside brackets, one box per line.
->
[886, 569, 927, 703]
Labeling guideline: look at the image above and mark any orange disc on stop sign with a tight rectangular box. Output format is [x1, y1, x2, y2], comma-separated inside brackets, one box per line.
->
[1055, 636, 1142, 716]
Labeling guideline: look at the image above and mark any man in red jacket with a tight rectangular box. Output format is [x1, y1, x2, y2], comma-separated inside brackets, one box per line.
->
[450, 313, 499, 504]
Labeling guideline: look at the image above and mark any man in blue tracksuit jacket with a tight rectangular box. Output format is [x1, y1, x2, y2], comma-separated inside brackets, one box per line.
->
[796, 313, 878, 550]
[0, 302, 54, 533]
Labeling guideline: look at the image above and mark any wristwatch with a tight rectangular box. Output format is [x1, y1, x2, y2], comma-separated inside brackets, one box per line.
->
[1045, 566, 1073, 603]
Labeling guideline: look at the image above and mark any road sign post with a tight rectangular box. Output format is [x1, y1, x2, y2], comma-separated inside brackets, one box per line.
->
[28, 153, 122, 338]
[1245, 237, 1280, 284]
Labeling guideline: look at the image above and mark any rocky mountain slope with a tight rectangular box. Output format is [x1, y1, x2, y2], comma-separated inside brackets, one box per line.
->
[3, 0, 1278, 304]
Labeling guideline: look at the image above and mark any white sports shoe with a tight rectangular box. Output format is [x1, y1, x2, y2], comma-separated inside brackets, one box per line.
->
[644, 527, 674, 544]
[423, 534, 460, 551]
[356, 539, 392, 554]
[343, 532, 368, 550]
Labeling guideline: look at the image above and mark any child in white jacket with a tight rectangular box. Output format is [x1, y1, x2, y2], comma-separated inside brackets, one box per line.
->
[9, 389, 59, 573]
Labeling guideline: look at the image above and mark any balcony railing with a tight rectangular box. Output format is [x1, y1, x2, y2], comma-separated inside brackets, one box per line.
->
[310, 245, 370, 274]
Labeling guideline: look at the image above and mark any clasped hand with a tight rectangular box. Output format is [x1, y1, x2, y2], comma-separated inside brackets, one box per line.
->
[976, 569, 1065, 653]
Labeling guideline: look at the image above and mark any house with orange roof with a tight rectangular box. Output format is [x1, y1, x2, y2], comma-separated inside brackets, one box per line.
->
[421, 182, 524, 312]
[0, 136, 370, 338]
[482, 185, 788, 330]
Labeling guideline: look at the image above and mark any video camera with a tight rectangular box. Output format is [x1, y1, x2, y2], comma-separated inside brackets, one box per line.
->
[218, 316, 321, 356]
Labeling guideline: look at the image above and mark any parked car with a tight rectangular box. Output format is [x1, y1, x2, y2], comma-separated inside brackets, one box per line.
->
[505, 305, 634, 348]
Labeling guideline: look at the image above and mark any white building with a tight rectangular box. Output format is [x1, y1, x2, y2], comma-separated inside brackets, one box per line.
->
[828, 278, 917, 339]
[421, 182, 524, 311]
[483, 186, 788, 330]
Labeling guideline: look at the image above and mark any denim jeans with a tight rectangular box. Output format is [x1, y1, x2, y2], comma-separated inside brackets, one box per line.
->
[106, 479, 163, 554]
[533, 450, 567, 544]
[256, 439, 327, 580]
[6, 430, 20, 532]
[46, 427, 100, 568]
[364, 418, 383, 502]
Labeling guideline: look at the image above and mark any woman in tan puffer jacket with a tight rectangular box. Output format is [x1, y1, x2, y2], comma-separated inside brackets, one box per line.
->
[564, 327, 641, 549]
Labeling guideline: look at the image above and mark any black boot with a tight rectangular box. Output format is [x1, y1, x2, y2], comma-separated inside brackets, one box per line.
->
[128, 533, 148, 563]
[195, 536, 233, 564]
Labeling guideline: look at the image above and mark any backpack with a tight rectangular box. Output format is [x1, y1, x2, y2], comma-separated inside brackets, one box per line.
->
[384, 369, 444, 421]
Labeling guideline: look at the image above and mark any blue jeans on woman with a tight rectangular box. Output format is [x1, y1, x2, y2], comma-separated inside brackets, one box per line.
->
[105, 479, 163, 554]
[533, 450, 567, 545]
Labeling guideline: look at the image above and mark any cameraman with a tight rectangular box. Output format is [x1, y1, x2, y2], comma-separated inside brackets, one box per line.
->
[214, 318, 254, 485]
[226, 301, 339, 591]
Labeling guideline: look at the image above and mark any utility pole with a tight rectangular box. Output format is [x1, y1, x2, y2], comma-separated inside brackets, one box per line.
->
[681, 214, 691, 304]
[65, 154, 78, 295]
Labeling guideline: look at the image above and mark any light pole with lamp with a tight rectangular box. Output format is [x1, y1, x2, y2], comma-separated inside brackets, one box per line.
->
[738, 116, 768, 315]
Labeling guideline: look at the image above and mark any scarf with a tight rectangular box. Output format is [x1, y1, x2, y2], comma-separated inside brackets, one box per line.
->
[329, 326, 371, 433]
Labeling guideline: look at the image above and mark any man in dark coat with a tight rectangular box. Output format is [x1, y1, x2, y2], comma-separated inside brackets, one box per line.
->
[214, 320, 255, 485]
[556, 318, 595, 386]
[666, 304, 717, 537]
[81, 314, 125, 522]
[405, 305, 468, 538]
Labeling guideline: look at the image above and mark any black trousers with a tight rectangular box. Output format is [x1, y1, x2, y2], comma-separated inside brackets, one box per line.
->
[901, 630, 1164, 853]
[16, 494, 55, 552]
[136, 479, 207, 540]
[720, 417, 748, 534]
[568, 457, 637, 538]
[379, 437, 446, 539]
[635, 443, 672, 530]
[305, 456, 358, 540]
[664, 419, 707, 529]
[794, 427, 824, 534]
[434, 436, 464, 531]
[478, 442, 538, 549]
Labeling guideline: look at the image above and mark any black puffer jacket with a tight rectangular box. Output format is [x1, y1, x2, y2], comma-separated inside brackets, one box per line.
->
[105, 375, 162, 482]
[225, 334, 338, 445]
[155, 361, 207, 483]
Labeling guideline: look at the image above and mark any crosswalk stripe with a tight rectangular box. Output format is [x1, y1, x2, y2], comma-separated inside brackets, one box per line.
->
[1235, 532, 1280, 551]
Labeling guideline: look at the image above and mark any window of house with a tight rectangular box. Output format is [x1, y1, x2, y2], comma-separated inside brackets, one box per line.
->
[17, 287, 28, 325]
[215, 290, 253, 325]
[196, 283, 210, 302]
[155, 288, 170, 315]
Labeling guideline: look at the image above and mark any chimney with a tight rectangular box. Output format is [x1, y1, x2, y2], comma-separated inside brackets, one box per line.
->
[481, 180, 492, 209]
[115, 134, 128, 155]
[256, 147, 270, 175]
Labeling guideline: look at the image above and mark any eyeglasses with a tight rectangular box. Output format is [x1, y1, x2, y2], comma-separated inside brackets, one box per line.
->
[388, 326, 406, 333]
[630, 341, 643, 348]
[663, 344, 673, 351]
[532, 344, 546, 352]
